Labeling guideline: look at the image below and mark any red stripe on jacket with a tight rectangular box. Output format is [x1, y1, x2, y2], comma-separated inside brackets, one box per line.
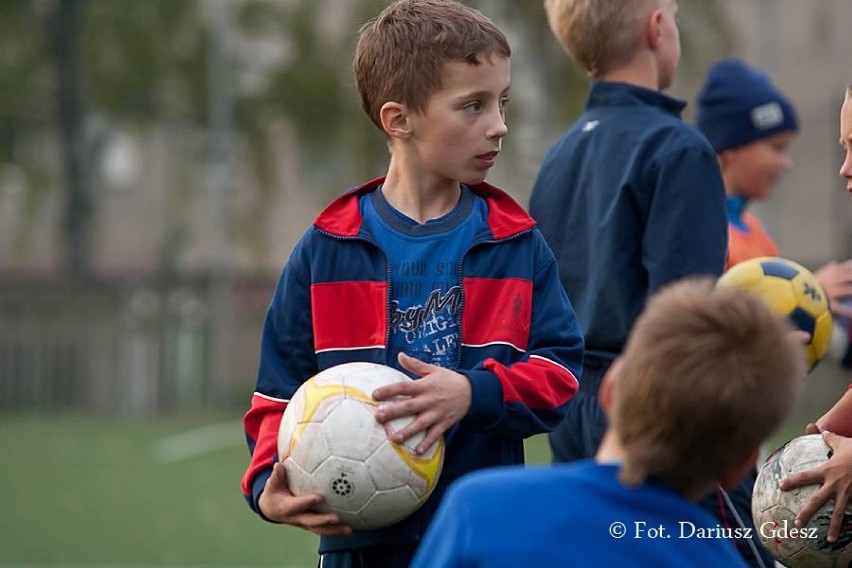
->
[463, 277, 532, 351]
[483, 356, 579, 409]
[240, 394, 288, 496]
[311, 281, 387, 351]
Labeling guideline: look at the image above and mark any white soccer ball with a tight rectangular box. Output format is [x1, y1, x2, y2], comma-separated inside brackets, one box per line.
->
[752, 434, 852, 567]
[278, 362, 445, 530]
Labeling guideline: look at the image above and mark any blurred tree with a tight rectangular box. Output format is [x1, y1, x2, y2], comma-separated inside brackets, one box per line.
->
[0, 1, 53, 261]
[0, 0, 733, 278]
[48, 0, 92, 281]
[82, 1, 205, 123]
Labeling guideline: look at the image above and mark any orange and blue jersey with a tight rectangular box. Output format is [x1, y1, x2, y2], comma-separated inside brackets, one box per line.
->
[725, 195, 778, 269]
[241, 178, 584, 553]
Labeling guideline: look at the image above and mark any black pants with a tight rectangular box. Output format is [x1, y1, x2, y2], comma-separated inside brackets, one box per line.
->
[318, 542, 418, 568]
[549, 360, 609, 463]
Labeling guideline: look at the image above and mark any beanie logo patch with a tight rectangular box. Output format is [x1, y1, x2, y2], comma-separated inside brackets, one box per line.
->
[751, 102, 784, 131]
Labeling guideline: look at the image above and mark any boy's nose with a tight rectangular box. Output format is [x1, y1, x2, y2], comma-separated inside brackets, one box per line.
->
[840, 153, 852, 180]
[489, 113, 508, 139]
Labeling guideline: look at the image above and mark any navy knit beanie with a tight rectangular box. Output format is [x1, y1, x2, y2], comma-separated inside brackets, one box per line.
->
[696, 58, 798, 152]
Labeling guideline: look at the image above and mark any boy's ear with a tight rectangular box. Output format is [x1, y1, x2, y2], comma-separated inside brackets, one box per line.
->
[646, 8, 664, 50]
[379, 101, 411, 139]
[598, 359, 622, 415]
[718, 448, 760, 490]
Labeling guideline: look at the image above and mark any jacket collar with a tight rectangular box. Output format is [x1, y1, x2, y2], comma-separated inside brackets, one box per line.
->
[587, 81, 687, 118]
[314, 177, 536, 240]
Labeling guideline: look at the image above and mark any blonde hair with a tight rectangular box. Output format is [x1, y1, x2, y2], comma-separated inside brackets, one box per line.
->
[353, 0, 511, 132]
[612, 279, 804, 496]
[543, 0, 657, 77]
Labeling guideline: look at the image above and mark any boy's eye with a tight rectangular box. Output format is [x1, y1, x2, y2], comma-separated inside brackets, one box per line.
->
[500, 97, 510, 111]
[465, 101, 483, 112]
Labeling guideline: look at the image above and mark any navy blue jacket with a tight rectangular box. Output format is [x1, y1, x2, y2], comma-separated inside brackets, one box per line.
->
[242, 178, 584, 552]
[529, 82, 727, 363]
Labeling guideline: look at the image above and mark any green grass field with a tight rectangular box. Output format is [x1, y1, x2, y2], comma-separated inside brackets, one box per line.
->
[0, 413, 315, 567]
[0, 388, 831, 567]
[0, 413, 553, 567]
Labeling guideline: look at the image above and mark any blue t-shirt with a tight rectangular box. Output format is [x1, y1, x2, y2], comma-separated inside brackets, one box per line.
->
[412, 461, 748, 568]
[361, 186, 486, 369]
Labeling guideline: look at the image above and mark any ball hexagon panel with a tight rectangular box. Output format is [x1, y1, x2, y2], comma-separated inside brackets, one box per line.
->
[357, 486, 423, 529]
[288, 421, 330, 474]
[365, 441, 418, 492]
[322, 399, 387, 461]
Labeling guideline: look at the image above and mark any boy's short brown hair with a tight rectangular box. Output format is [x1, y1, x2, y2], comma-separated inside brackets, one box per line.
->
[611, 278, 804, 496]
[543, 0, 656, 77]
[353, 0, 511, 132]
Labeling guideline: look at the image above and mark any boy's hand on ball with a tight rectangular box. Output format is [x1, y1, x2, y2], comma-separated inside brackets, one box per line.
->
[258, 462, 353, 536]
[372, 352, 472, 455]
[779, 431, 852, 543]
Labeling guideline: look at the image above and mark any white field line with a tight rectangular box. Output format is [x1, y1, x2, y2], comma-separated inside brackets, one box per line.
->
[151, 421, 244, 463]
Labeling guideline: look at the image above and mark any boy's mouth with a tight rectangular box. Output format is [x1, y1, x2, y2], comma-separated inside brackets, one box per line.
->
[475, 151, 499, 168]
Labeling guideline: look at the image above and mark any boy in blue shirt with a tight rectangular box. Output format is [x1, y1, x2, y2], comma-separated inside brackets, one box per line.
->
[412, 279, 805, 568]
[240, 2, 584, 566]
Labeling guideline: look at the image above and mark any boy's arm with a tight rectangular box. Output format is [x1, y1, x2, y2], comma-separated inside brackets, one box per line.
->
[813, 386, 852, 437]
[642, 142, 728, 292]
[240, 246, 318, 516]
[461, 234, 583, 438]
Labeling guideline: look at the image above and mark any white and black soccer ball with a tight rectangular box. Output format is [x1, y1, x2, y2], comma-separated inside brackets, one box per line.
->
[278, 362, 444, 530]
[752, 434, 852, 567]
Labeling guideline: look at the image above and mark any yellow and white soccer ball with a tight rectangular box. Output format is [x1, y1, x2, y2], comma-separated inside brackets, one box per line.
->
[717, 257, 833, 370]
[278, 362, 444, 530]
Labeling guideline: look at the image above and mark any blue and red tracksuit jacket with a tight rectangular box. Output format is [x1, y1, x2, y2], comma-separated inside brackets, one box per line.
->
[241, 177, 584, 553]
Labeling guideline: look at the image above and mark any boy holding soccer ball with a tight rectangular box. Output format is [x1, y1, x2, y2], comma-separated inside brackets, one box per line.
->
[412, 279, 805, 567]
[780, 83, 852, 545]
[695, 59, 852, 342]
[694, 58, 852, 567]
[239, 1, 584, 566]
